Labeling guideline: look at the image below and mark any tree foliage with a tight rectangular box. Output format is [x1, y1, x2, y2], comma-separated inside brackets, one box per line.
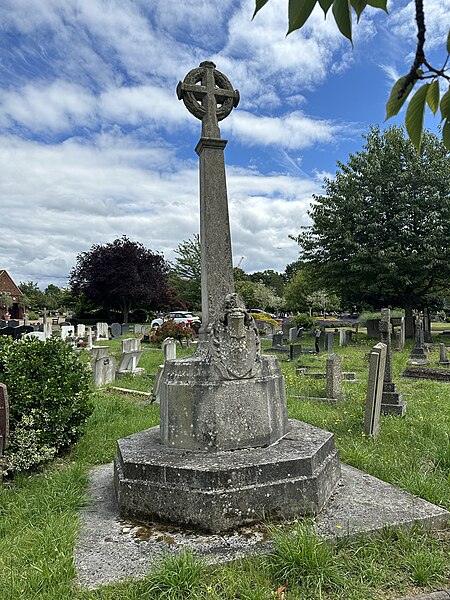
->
[69, 236, 170, 323]
[294, 126, 450, 335]
[235, 280, 284, 311]
[248, 269, 285, 297]
[253, 0, 450, 151]
[170, 234, 202, 310]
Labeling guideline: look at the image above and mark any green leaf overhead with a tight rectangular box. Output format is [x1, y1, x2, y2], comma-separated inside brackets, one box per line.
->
[426, 80, 440, 115]
[288, 0, 318, 34]
[366, 0, 388, 10]
[252, 0, 270, 18]
[441, 88, 450, 121]
[350, 0, 367, 22]
[332, 0, 352, 42]
[447, 29, 450, 53]
[385, 75, 416, 119]
[405, 84, 429, 151]
[443, 119, 450, 151]
[318, 0, 333, 15]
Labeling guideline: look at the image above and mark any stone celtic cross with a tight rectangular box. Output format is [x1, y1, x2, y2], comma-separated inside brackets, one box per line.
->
[177, 62, 240, 330]
[177, 61, 240, 138]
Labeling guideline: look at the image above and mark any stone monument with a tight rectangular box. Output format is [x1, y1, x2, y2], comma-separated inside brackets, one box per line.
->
[379, 308, 406, 416]
[114, 62, 340, 532]
[408, 314, 429, 365]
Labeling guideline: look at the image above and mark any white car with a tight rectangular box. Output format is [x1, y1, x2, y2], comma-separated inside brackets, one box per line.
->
[151, 311, 201, 328]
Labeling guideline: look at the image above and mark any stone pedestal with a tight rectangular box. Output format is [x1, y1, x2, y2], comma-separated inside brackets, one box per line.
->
[379, 308, 406, 416]
[114, 420, 340, 533]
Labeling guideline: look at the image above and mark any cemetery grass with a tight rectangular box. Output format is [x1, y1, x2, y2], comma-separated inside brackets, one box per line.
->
[0, 337, 448, 599]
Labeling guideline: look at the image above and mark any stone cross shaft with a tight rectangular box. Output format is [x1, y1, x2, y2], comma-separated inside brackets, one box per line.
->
[379, 308, 392, 383]
[177, 62, 240, 330]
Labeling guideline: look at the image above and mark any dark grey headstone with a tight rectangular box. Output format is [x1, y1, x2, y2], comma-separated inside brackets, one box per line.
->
[325, 332, 334, 352]
[121, 324, 130, 335]
[289, 344, 302, 360]
[111, 323, 122, 338]
[272, 333, 283, 347]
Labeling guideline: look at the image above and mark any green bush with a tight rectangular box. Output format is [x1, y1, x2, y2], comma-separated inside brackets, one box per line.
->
[290, 313, 314, 330]
[0, 336, 93, 475]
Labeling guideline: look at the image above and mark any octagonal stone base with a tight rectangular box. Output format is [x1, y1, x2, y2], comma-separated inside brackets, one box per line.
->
[114, 419, 341, 533]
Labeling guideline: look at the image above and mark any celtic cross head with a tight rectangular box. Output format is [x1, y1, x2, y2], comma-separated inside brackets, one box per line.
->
[177, 61, 240, 138]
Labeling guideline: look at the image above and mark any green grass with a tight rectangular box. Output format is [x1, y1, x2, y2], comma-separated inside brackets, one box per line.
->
[0, 336, 449, 599]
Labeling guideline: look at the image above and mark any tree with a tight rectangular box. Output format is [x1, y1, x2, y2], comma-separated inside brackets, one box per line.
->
[69, 236, 170, 323]
[18, 281, 45, 311]
[235, 280, 284, 311]
[283, 269, 313, 312]
[294, 126, 450, 337]
[248, 269, 285, 297]
[253, 0, 450, 151]
[170, 234, 201, 310]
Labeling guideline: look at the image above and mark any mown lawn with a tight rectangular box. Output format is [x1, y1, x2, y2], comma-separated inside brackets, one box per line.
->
[0, 334, 449, 599]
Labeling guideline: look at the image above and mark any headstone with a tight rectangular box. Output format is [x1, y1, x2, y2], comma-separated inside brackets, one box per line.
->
[77, 324, 86, 338]
[122, 338, 141, 353]
[289, 343, 302, 361]
[326, 353, 342, 401]
[89, 346, 109, 365]
[325, 332, 334, 352]
[408, 314, 429, 365]
[345, 330, 353, 344]
[43, 322, 53, 339]
[111, 323, 122, 338]
[281, 319, 291, 342]
[96, 322, 109, 341]
[439, 344, 450, 366]
[379, 308, 406, 416]
[339, 329, 346, 347]
[116, 350, 144, 376]
[14, 325, 34, 338]
[162, 337, 177, 361]
[87, 327, 93, 349]
[364, 342, 387, 437]
[8, 319, 19, 328]
[0, 383, 9, 456]
[366, 319, 380, 338]
[423, 307, 433, 343]
[272, 333, 283, 347]
[121, 324, 130, 335]
[114, 61, 341, 532]
[60, 325, 75, 340]
[289, 327, 297, 342]
[93, 355, 117, 386]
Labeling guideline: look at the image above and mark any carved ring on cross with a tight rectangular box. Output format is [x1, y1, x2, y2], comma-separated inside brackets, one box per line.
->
[176, 61, 240, 123]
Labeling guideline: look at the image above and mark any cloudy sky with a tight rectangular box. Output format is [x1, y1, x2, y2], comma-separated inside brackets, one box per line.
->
[1, 0, 448, 289]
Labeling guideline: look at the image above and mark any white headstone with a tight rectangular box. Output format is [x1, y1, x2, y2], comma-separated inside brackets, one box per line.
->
[61, 325, 75, 340]
[162, 337, 177, 361]
[96, 322, 109, 341]
[77, 324, 86, 338]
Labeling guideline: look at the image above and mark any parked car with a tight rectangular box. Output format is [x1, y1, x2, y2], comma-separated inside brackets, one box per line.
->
[150, 311, 201, 329]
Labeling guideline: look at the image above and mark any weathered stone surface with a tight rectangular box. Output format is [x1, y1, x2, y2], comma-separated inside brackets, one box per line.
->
[115, 420, 340, 532]
[272, 333, 283, 347]
[162, 337, 177, 360]
[93, 355, 117, 386]
[379, 308, 406, 416]
[403, 366, 450, 382]
[159, 353, 288, 452]
[364, 342, 386, 437]
[326, 353, 342, 401]
[111, 323, 122, 338]
[96, 322, 109, 341]
[116, 350, 144, 377]
[122, 338, 141, 353]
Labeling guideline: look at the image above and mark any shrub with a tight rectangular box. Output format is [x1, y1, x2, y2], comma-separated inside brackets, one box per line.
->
[290, 313, 315, 330]
[0, 336, 93, 475]
[150, 319, 195, 346]
[250, 312, 279, 329]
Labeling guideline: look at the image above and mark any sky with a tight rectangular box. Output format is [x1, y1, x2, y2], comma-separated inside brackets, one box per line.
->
[0, 0, 448, 289]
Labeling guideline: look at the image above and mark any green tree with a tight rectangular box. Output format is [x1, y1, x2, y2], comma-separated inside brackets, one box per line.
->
[284, 269, 312, 312]
[248, 269, 285, 297]
[170, 234, 202, 310]
[235, 280, 284, 311]
[69, 236, 170, 323]
[253, 0, 450, 151]
[18, 281, 45, 311]
[43, 284, 64, 311]
[295, 126, 450, 337]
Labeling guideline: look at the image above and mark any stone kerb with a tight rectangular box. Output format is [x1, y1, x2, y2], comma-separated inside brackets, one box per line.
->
[364, 342, 387, 437]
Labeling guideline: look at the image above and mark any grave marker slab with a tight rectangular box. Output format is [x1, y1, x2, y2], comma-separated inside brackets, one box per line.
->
[162, 337, 177, 361]
[326, 353, 342, 401]
[364, 342, 387, 437]
[379, 308, 406, 416]
[94, 356, 117, 386]
[96, 322, 109, 341]
[111, 323, 122, 338]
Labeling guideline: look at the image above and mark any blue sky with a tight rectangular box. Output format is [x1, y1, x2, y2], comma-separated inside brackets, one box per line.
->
[0, 0, 448, 288]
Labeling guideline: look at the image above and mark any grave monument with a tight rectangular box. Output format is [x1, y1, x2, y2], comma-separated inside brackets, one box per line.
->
[379, 308, 406, 416]
[114, 62, 340, 532]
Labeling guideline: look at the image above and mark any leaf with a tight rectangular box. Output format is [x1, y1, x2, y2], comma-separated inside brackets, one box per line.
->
[405, 84, 429, 151]
[366, 0, 388, 10]
[385, 75, 416, 119]
[319, 0, 333, 15]
[426, 80, 439, 115]
[447, 29, 450, 53]
[332, 0, 352, 42]
[252, 0, 270, 18]
[441, 88, 450, 121]
[350, 0, 367, 22]
[443, 119, 450, 151]
[288, 0, 318, 33]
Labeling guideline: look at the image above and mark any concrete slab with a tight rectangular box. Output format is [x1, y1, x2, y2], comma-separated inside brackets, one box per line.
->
[74, 462, 449, 590]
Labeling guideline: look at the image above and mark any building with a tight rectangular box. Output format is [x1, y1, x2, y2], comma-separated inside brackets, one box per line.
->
[0, 270, 24, 319]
